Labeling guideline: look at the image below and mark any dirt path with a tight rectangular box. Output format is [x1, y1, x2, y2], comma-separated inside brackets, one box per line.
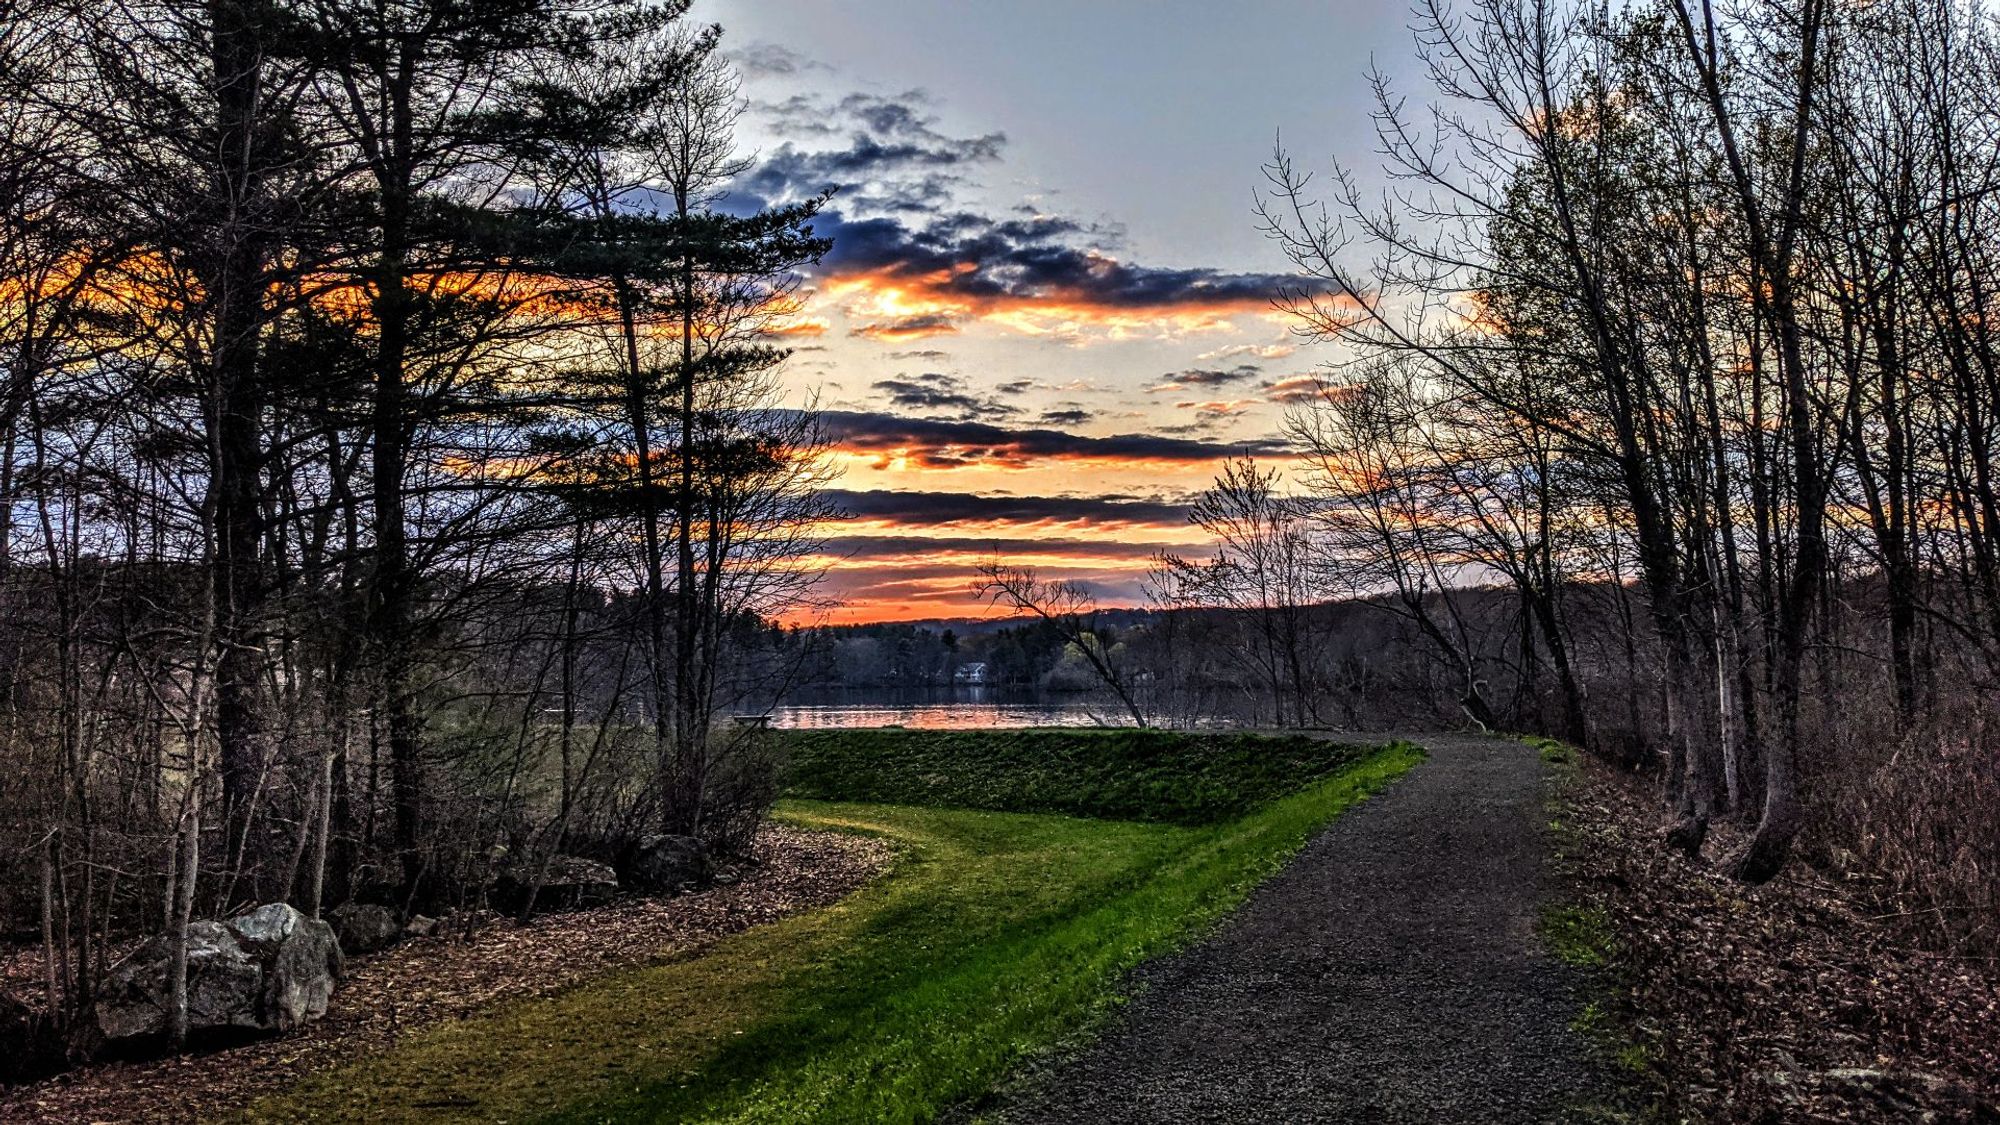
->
[995, 733, 1610, 1124]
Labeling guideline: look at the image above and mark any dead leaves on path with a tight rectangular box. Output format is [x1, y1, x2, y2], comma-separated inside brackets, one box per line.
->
[0, 826, 894, 1125]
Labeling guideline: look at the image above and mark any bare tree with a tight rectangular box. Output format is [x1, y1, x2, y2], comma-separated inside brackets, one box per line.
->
[976, 561, 1148, 728]
[1157, 458, 1324, 727]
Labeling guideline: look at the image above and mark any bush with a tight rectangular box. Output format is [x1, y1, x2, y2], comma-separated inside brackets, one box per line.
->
[697, 727, 787, 856]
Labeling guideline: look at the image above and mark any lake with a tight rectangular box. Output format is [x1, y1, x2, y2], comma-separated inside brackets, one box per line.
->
[765, 685, 1134, 730]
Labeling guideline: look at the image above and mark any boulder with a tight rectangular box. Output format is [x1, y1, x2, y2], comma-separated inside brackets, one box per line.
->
[403, 913, 439, 939]
[329, 902, 401, 955]
[94, 903, 342, 1045]
[624, 834, 711, 896]
[229, 904, 343, 1030]
[494, 854, 620, 913]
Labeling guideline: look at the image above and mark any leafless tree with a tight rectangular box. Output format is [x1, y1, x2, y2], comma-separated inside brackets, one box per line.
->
[1237, 0, 2000, 904]
[976, 561, 1149, 728]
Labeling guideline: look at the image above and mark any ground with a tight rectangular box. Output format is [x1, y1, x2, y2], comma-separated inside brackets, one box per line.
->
[988, 733, 1611, 1125]
[0, 827, 891, 1124]
[1, 732, 1635, 1123]
[1550, 751, 2000, 1124]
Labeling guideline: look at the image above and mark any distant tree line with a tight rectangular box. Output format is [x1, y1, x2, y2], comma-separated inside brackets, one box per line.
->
[0, 0, 833, 1051]
[1158, 0, 2000, 949]
[795, 616, 1149, 694]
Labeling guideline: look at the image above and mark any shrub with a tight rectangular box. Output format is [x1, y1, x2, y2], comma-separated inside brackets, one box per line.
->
[697, 727, 787, 857]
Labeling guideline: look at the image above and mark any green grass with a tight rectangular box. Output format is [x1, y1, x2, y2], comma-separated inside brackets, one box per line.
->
[1531, 736, 1653, 1107]
[1524, 734, 1575, 765]
[245, 740, 1422, 1124]
[1534, 735, 1615, 973]
[1540, 903, 1616, 969]
[779, 727, 1383, 824]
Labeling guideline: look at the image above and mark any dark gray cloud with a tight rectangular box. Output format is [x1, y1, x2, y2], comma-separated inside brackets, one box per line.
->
[816, 409, 1288, 468]
[741, 90, 1005, 213]
[837, 91, 987, 146]
[1149, 364, 1264, 391]
[850, 313, 962, 341]
[870, 372, 1020, 421]
[811, 210, 1299, 314]
[730, 89, 1306, 328]
[824, 488, 1192, 528]
[741, 135, 1003, 202]
[757, 90, 993, 148]
[1037, 407, 1094, 426]
[729, 43, 830, 79]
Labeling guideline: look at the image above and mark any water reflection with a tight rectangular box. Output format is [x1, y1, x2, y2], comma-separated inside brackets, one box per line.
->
[767, 685, 1130, 730]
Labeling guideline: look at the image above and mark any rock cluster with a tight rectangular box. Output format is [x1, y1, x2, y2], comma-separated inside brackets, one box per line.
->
[68, 835, 721, 1063]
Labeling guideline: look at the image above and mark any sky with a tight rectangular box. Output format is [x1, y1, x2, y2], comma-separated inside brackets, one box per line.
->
[697, 1, 1425, 624]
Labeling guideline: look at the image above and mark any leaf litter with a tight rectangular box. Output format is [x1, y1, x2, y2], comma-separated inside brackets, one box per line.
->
[0, 825, 893, 1124]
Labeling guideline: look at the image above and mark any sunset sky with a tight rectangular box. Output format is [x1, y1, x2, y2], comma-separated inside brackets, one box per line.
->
[701, 1, 1421, 623]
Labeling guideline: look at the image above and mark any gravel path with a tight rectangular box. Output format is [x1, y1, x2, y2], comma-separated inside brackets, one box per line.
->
[996, 733, 1610, 1124]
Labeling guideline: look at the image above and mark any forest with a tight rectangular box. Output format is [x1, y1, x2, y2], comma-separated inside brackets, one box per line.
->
[0, 0, 838, 1057]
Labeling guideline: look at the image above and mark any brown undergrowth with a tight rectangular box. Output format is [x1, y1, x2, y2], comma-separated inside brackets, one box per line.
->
[1553, 754, 2000, 1124]
[0, 825, 893, 1125]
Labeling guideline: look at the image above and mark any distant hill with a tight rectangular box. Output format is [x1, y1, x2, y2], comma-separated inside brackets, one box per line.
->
[831, 607, 1164, 636]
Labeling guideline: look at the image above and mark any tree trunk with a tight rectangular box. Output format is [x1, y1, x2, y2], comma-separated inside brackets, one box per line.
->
[164, 798, 200, 1050]
[371, 143, 423, 897]
[206, 0, 272, 890]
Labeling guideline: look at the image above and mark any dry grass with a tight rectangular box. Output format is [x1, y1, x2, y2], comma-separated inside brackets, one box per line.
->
[1804, 700, 2000, 958]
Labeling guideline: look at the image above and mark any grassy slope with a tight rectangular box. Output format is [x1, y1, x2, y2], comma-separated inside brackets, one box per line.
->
[248, 738, 1419, 1124]
[780, 728, 1376, 825]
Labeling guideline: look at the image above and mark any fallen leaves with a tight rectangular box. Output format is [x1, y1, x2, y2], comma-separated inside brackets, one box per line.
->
[0, 825, 894, 1125]
[1558, 761, 2000, 1124]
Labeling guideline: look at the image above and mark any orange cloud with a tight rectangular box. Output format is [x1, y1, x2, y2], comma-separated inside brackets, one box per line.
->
[824, 270, 1291, 341]
[1263, 376, 1324, 403]
[1175, 399, 1258, 417]
[763, 316, 831, 338]
[801, 551, 1167, 625]
[1264, 375, 1362, 406]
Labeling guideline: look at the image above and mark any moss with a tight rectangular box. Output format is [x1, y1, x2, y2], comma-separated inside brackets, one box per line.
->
[1571, 1000, 1651, 1078]
[1533, 737, 1655, 1119]
[1527, 734, 1577, 765]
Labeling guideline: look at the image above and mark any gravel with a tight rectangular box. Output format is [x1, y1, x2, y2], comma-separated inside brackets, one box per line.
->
[994, 733, 1611, 1124]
